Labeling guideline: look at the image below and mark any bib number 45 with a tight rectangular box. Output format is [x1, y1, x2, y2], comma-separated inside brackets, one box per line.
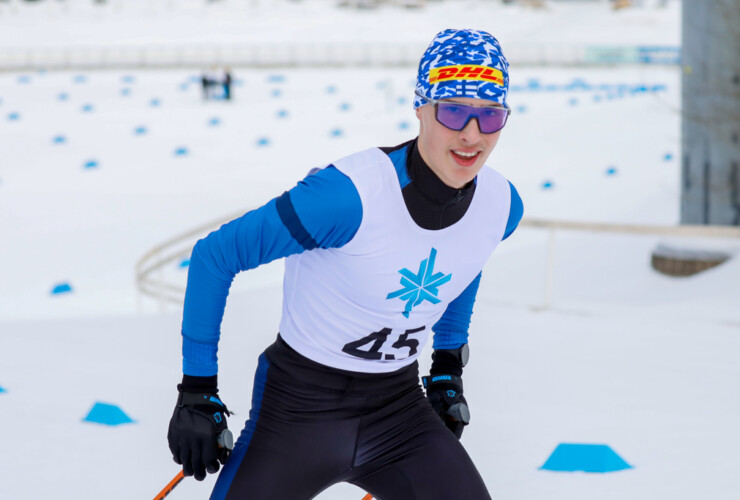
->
[341, 326, 425, 361]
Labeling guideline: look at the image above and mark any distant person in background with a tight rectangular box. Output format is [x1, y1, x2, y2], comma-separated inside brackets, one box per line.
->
[212, 66, 225, 99]
[167, 28, 523, 499]
[223, 67, 232, 100]
[201, 66, 225, 100]
[201, 70, 210, 100]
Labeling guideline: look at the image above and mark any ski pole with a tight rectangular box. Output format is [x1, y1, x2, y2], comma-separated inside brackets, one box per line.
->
[153, 470, 184, 500]
[154, 429, 234, 499]
[154, 470, 373, 500]
[156, 430, 370, 500]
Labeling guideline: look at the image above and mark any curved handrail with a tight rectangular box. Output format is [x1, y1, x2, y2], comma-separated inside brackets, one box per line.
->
[135, 207, 255, 309]
[136, 214, 740, 311]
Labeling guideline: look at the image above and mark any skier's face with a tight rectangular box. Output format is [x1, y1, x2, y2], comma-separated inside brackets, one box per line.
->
[415, 97, 502, 189]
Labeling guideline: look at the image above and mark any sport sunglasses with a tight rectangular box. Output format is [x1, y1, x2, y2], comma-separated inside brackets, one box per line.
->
[415, 91, 511, 134]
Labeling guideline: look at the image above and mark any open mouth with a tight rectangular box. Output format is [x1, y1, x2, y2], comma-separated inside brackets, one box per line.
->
[451, 150, 480, 165]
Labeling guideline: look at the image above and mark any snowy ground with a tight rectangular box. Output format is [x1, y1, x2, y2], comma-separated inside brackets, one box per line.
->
[1, 1, 739, 500]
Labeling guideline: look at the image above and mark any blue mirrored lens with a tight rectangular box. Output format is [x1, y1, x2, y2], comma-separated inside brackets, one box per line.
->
[436, 102, 508, 133]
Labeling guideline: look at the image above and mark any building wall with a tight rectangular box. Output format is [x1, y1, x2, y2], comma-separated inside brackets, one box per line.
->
[681, 0, 740, 226]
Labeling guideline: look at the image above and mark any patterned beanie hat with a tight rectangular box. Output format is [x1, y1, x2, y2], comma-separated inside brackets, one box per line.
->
[414, 29, 509, 109]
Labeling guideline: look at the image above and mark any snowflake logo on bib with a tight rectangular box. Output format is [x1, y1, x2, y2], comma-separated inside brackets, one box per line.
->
[386, 248, 452, 318]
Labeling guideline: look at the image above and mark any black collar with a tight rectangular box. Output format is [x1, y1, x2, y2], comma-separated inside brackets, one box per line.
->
[406, 139, 475, 205]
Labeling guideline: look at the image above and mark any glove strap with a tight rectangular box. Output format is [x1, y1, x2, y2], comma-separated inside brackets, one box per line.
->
[422, 374, 463, 391]
[177, 390, 231, 415]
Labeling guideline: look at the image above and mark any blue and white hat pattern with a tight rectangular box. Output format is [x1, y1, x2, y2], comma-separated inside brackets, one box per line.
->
[414, 29, 509, 109]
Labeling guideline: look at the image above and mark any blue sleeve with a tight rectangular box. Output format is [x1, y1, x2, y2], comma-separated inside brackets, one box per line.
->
[503, 181, 523, 241]
[432, 272, 482, 350]
[181, 166, 362, 376]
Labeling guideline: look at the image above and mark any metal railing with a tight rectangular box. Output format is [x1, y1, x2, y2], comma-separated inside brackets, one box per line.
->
[1, 43, 680, 71]
[519, 219, 740, 310]
[136, 214, 740, 312]
[135, 207, 254, 311]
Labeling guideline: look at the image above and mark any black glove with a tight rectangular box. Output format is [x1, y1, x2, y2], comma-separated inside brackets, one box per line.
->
[167, 375, 233, 481]
[422, 373, 470, 439]
[423, 345, 471, 439]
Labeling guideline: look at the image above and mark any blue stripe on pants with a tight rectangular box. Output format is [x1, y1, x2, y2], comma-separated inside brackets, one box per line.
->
[210, 353, 271, 500]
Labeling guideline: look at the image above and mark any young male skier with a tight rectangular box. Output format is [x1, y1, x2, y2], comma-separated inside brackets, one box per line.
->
[168, 28, 523, 499]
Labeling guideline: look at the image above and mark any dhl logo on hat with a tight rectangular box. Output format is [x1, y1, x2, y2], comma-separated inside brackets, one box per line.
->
[429, 65, 505, 86]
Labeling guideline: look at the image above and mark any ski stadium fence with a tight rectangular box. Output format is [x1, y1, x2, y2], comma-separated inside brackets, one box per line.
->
[135, 216, 740, 313]
[0, 44, 680, 71]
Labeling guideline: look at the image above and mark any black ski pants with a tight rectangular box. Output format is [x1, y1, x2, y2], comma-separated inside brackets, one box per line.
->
[210, 335, 491, 500]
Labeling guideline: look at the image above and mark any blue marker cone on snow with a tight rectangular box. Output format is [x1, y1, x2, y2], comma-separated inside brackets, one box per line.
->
[83, 402, 135, 426]
[51, 282, 73, 295]
[567, 78, 593, 91]
[81, 104, 94, 113]
[664, 153, 673, 161]
[606, 167, 618, 176]
[17, 75, 31, 84]
[150, 98, 161, 107]
[339, 102, 351, 111]
[330, 128, 343, 138]
[73, 75, 87, 84]
[208, 117, 221, 127]
[121, 88, 131, 96]
[540, 443, 632, 473]
[398, 121, 410, 130]
[174, 147, 189, 157]
[52, 135, 67, 144]
[268, 74, 285, 83]
[84, 160, 99, 169]
[121, 75, 136, 84]
[271, 89, 282, 98]
[276, 109, 289, 119]
[179, 258, 190, 269]
[8, 112, 20, 121]
[58, 92, 69, 101]
[0, 386, 6, 393]
[133, 126, 147, 136]
[256, 137, 271, 147]
[542, 180, 554, 190]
